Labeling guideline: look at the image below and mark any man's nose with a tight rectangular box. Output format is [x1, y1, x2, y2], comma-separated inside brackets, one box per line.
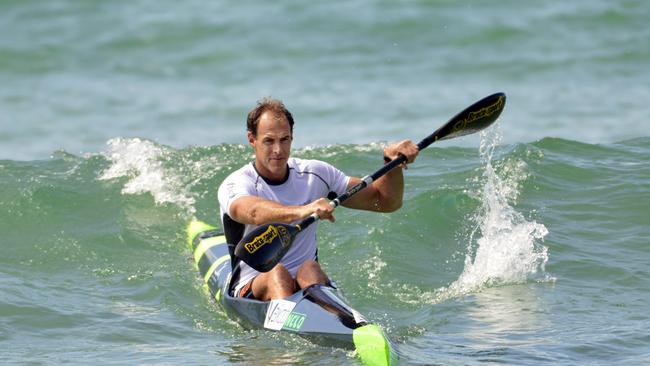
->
[272, 142, 281, 153]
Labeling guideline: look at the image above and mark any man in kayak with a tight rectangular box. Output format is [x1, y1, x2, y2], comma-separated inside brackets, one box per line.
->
[218, 97, 419, 301]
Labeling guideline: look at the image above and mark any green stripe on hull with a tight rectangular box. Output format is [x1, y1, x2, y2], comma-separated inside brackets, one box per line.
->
[203, 255, 230, 283]
[186, 220, 217, 249]
[353, 324, 397, 366]
[194, 236, 226, 263]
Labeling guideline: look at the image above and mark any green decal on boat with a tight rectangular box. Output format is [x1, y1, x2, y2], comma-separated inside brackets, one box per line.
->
[282, 312, 306, 332]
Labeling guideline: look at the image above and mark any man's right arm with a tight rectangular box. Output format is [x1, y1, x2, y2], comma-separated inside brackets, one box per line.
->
[229, 196, 335, 226]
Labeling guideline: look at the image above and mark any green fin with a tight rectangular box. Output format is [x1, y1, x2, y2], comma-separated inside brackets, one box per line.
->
[353, 324, 397, 365]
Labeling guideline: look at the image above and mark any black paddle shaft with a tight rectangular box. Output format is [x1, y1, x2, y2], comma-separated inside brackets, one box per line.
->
[328, 92, 506, 210]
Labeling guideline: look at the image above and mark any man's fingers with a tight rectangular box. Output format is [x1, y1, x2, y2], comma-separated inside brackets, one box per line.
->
[315, 207, 335, 222]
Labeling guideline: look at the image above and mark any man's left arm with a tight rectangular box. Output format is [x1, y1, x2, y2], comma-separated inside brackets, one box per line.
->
[342, 140, 419, 212]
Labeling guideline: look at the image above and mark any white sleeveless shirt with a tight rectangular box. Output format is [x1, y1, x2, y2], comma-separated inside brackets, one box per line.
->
[217, 158, 350, 293]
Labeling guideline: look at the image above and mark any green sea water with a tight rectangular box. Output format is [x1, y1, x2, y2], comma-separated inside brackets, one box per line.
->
[2, 0, 650, 365]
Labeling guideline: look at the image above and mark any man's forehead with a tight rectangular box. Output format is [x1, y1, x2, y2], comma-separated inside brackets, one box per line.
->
[258, 112, 291, 135]
[260, 110, 288, 123]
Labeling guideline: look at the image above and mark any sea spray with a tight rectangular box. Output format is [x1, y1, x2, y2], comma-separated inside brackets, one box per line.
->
[454, 125, 550, 292]
[99, 138, 197, 214]
[424, 125, 550, 303]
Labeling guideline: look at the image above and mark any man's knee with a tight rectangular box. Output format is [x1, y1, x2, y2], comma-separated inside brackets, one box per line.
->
[253, 263, 296, 300]
[297, 259, 320, 273]
[296, 260, 328, 287]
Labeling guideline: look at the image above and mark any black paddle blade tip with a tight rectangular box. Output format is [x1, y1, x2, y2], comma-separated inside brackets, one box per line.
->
[435, 92, 506, 142]
[234, 224, 297, 272]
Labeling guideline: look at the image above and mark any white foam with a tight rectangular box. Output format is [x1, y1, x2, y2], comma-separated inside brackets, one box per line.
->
[422, 125, 551, 304]
[99, 138, 196, 213]
[453, 125, 550, 294]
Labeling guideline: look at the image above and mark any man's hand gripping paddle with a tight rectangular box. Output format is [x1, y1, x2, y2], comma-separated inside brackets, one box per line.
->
[235, 92, 506, 272]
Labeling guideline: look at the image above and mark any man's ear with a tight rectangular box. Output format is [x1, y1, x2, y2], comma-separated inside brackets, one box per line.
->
[247, 131, 255, 147]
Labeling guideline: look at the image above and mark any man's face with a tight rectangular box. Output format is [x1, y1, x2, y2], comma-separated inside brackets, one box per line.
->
[248, 111, 292, 180]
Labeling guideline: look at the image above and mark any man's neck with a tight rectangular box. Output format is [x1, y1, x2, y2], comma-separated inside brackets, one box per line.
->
[253, 161, 290, 185]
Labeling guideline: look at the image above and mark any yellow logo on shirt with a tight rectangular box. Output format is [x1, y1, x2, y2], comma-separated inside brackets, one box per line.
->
[244, 225, 278, 254]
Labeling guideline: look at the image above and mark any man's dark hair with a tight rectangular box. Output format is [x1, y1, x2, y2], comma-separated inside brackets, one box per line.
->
[246, 97, 295, 136]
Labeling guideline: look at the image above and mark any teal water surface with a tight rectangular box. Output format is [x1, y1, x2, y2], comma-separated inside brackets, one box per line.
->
[2, 135, 649, 364]
[2, 1, 650, 365]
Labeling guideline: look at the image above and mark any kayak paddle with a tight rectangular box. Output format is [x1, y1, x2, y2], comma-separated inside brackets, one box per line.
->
[234, 92, 506, 272]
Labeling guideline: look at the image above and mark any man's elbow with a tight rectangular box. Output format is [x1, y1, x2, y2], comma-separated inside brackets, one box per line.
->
[381, 199, 402, 213]
[231, 204, 262, 226]
[249, 207, 266, 226]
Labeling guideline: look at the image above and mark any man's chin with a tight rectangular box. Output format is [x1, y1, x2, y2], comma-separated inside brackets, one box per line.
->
[266, 159, 287, 172]
[269, 159, 286, 166]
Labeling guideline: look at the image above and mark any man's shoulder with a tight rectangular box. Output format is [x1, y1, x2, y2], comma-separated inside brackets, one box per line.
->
[217, 162, 258, 205]
[220, 162, 257, 185]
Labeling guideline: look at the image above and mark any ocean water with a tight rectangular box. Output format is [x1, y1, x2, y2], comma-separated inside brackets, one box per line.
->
[1, 1, 649, 365]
